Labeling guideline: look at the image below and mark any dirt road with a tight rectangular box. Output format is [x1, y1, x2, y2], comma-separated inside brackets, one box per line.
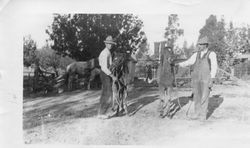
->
[23, 84, 250, 146]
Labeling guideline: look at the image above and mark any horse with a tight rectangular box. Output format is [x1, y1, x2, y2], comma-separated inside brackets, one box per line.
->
[157, 46, 176, 118]
[110, 51, 137, 116]
[157, 46, 188, 118]
[55, 58, 101, 92]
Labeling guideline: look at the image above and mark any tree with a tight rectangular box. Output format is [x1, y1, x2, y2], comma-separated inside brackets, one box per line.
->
[58, 56, 75, 70]
[222, 22, 250, 73]
[23, 35, 38, 67]
[183, 40, 195, 58]
[37, 43, 76, 74]
[199, 15, 227, 66]
[36, 44, 61, 76]
[164, 14, 184, 52]
[135, 35, 149, 59]
[46, 14, 145, 61]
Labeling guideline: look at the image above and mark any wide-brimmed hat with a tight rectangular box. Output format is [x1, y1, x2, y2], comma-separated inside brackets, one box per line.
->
[104, 36, 116, 45]
[197, 36, 209, 45]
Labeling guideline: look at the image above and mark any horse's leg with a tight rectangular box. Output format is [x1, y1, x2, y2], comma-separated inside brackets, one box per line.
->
[68, 75, 72, 91]
[117, 82, 124, 113]
[123, 86, 129, 116]
[158, 85, 165, 117]
[111, 81, 116, 111]
[87, 78, 91, 90]
[164, 86, 174, 117]
[119, 86, 124, 112]
[165, 86, 182, 118]
[112, 81, 119, 115]
[70, 74, 76, 91]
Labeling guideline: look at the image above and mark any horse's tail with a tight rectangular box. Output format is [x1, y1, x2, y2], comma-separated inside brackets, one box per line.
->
[64, 71, 69, 87]
[54, 71, 69, 91]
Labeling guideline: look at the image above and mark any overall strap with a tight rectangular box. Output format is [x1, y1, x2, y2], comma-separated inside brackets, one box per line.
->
[205, 50, 211, 58]
[194, 51, 201, 65]
[206, 50, 212, 71]
[107, 53, 111, 69]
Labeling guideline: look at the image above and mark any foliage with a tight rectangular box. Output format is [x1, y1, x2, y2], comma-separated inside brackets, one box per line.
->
[135, 39, 149, 59]
[46, 14, 146, 61]
[37, 45, 75, 75]
[199, 15, 250, 71]
[199, 15, 227, 67]
[37, 45, 60, 70]
[225, 22, 250, 57]
[183, 42, 195, 58]
[58, 56, 75, 69]
[164, 14, 184, 51]
[23, 35, 38, 67]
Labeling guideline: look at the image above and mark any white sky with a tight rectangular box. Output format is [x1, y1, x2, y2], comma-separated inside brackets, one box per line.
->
[2, 0, 250, 52]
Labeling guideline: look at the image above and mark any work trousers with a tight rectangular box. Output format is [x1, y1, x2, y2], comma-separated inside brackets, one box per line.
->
[98, 71, 113, 115]
[192, 80, 210, 119]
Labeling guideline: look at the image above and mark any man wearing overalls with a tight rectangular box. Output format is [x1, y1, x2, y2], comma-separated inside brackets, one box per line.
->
[97, 36, 117, 119]
[177, 36, 218, 120]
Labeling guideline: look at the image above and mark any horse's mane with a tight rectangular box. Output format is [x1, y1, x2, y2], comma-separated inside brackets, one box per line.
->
[110, 52, 130, 79]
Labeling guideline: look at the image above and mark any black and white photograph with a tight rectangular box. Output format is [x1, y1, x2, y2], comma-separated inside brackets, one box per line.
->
[1, 0, 250, 147]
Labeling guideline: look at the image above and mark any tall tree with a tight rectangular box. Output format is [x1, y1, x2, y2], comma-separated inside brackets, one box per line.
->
[46, 14, 145, 61]
[23, 35, 38, 67]
[199, 15, 227, 66]
[183, 40, 195, 58]
[136, 34, 149, 59]
[164, 14, 184, 51]
[36, 44, 62, 76]
[37, 45, 75, 76]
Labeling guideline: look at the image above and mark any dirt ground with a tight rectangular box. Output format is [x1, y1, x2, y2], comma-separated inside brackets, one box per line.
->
[23, 82, 250, 146]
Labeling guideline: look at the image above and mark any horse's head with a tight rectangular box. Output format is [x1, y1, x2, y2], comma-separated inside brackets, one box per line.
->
[160, 47, 175, 65]
[111, 51, 135, 79]
[88, 58, 100, 69]
[110, 52, 127, 72]
[89, 68, 101, 81]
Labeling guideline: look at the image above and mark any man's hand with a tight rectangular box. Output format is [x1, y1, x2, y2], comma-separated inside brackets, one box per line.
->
[170, 61, 178, 67]
[110, 74, 117, 81]
[209, 78, 216, 88]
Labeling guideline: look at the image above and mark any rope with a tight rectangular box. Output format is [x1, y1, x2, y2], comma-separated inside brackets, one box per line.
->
[185, 98, 193, 118]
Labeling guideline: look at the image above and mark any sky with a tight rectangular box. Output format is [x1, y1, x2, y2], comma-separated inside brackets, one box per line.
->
[2, 0, 250, 53]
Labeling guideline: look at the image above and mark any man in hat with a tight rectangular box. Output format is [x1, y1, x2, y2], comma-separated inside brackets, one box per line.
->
[176, 36, 218, 120]
[97, 35, 117, 119]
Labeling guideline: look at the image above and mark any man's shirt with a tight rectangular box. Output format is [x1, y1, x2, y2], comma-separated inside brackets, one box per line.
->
[179, 50, 218, 78]
[98, 48, 112, 75]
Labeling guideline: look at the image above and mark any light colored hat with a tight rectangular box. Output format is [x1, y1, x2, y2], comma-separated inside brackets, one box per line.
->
[197, 36, 209, 45]
[104, 36, 116, 45]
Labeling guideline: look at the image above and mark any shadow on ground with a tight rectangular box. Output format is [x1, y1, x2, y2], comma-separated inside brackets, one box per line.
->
[163, 95, 192, 118]
[165, 94, 224, 120]
[23, 90, 101, 130]
[125, 87, 159, 116]
[23, 87, 159, 130]
[127, 95, 159, 116]
[207, 94, 224, 119]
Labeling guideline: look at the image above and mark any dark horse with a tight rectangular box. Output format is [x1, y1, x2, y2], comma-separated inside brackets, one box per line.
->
[157, 46, 176, 118]
[110, 51, 137, 116]
[55, 58, 101, 92]
[157, 46, 187, 118]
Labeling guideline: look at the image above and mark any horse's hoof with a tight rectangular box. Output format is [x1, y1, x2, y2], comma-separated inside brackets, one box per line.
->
[159, 112, 165, 118]
[97, 114, 110, 120]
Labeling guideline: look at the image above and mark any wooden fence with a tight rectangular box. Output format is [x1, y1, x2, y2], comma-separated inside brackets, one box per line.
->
[233, 61, 250, 79]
